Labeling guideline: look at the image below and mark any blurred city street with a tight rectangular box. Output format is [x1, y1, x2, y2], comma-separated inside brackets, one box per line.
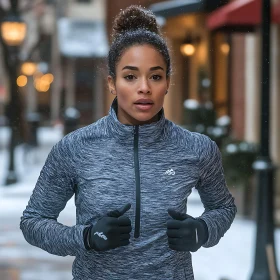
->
[1, 126, 280, 280]
[0, 0, 279, 279]
[0, 126, 74, 280]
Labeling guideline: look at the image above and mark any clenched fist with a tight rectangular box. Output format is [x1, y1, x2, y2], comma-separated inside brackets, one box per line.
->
[84, 203, 132, 252]
[166, 209, 208, 252]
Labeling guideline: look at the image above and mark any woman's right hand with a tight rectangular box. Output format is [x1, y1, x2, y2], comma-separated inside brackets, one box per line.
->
[86, 203, 132, 252]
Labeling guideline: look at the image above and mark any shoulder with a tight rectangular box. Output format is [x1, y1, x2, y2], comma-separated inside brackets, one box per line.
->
[166, 120, 214, 153]
[191, 132, 220, 164]
[164, 120, 192, 142]
[62, 116, 108, 143]
[52, 116, 109, 157]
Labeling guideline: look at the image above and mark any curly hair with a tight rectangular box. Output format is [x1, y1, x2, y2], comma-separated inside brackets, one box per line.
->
[108, 5, 171, 80]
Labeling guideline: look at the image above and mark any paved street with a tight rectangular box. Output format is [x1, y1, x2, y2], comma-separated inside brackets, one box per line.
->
[1, 126, 280, 280]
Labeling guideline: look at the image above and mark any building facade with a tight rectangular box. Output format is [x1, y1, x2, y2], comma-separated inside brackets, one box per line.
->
[52, 0, 108, 125]
[147, 0, 280, 219]
[207, 0, 280, 219]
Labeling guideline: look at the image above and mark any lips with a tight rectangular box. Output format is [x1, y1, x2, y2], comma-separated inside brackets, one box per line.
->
[134, 99, 154, 105]
[134, 99, 154, 111]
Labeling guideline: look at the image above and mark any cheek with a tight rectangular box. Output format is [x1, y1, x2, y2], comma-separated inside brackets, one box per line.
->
[115, 80, 126, 96]
[159, 95, 166, 107]
[157, 86, 167, 102]
[117, 88, 129, 102]
[115, 84, 132, 107]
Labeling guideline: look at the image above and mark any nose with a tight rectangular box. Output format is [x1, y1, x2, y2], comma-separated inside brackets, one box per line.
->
[138, 78, 151, 94]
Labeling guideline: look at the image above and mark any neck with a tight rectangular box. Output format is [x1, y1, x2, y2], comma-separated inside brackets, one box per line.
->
[117, 111, 159, 126]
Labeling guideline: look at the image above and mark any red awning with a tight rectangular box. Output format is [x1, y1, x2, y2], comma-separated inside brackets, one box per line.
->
[273, 1, 280, 23]
[207, 0, 279, 31]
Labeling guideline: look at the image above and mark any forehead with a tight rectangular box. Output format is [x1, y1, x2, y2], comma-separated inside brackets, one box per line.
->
[117, 44, 166, 70]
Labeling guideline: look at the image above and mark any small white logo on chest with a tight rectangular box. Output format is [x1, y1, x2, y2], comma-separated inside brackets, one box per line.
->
[94, 232, 108, 240]
[165, 169, 175, 175]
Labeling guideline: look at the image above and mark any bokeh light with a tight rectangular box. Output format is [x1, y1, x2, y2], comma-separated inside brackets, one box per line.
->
[180, 44, 195, 56]
[41, 73, 54, 84]
[221, 43, 230, 55]
[17, 75, 27, 87]
[21, 62, 37, 76]
[1, 22, 26, 46]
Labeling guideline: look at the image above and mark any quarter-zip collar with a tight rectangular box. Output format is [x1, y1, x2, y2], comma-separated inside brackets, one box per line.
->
[107, 98, 166, 143]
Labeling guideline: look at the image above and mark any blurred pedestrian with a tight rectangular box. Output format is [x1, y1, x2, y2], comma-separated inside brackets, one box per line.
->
[20, 5, 236, 280]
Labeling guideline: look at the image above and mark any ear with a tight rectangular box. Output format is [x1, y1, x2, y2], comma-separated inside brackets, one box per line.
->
[166, 76, 170, 91]
[107, 76, 116, 93]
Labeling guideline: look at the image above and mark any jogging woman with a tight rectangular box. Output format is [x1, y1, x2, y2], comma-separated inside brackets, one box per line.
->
[20, 5, 237, 279]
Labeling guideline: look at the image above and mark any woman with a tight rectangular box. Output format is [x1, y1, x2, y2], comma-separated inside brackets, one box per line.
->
[20, 5, 236, 280]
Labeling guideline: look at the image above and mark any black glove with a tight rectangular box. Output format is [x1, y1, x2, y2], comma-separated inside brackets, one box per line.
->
[84, 203, 132, 252]
[166, 209, 209, 252]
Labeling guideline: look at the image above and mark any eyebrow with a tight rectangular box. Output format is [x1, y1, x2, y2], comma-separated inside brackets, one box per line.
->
[122, 66, 164, 71]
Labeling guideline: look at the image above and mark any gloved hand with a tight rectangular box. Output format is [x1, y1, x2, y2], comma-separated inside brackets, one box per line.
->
[166, 209, 209, 252]
[84, 203, 132, 252]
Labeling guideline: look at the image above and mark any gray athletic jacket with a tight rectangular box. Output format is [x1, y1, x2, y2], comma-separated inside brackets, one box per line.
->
[20, 99, 237, 280]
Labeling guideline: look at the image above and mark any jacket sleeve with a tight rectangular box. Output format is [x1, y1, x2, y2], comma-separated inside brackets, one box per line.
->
[20, 137, 87, 256]
[195, 135, 237, 248]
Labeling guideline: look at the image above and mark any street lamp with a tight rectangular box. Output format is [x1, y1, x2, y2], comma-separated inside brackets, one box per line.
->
[1, 17, 26, 46]
[250, 0, 280, 279]
[180, 34, 197, 57]
[180, 43, 195, 56]
[180, 34, 200, 102]
[220, 42, 230, 55]
[0, 0, 26, 185]
[21, 60, 38, 114]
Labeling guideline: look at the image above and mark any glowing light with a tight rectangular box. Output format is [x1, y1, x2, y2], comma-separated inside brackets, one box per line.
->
[1, 22, 26, 46]
[34, 77, 50, 92]
[21, 62, 37, 76]
[17, 75, 27, 87]
[33, 72, 53, 92]
[180, 44, 195, 56]
[221, 43, 230, 55]
[41, 73, 54, 84]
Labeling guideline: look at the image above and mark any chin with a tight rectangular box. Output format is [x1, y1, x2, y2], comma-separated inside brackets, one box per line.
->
[133, 113, 158, 124]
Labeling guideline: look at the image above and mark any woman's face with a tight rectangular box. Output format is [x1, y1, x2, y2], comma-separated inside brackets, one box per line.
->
[108, 44, 170, 125]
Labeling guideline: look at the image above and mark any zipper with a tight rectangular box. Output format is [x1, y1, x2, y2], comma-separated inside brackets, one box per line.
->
[133, 125, 141, 238]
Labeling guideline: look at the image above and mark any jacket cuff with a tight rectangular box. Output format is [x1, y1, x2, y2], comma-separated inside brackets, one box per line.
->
[83, 225, 93, 250]
[196, 218, 209, 245]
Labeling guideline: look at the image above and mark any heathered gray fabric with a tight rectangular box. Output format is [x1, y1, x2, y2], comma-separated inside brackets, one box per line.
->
[20, 99, 237, 280]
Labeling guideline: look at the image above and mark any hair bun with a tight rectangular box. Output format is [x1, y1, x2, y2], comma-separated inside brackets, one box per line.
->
[112, 5, 160, 39]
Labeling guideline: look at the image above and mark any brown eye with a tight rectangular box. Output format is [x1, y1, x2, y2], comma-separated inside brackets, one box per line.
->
[124, 75, 135, 81]
[151, 75, 162, 81]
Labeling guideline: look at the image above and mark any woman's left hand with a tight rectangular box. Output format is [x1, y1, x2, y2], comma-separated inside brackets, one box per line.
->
[166, 209, 208, 252]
